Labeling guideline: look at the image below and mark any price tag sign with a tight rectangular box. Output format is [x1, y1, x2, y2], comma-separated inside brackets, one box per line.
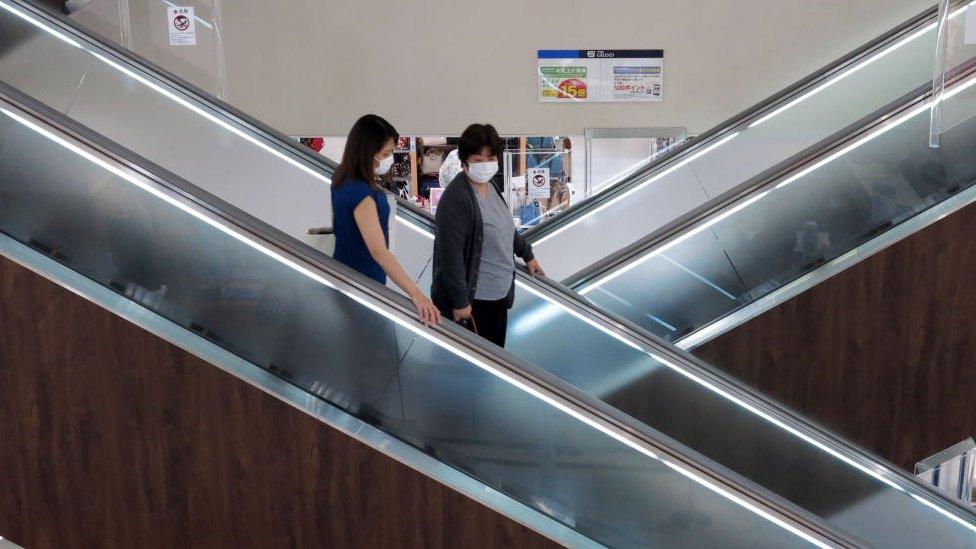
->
[538, 50, 663, 103]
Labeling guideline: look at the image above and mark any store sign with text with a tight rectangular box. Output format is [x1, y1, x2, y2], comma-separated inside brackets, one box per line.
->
[537, 50, 664, 103]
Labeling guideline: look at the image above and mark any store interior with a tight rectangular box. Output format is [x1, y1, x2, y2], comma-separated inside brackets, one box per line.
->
[298, 132, 686, 228]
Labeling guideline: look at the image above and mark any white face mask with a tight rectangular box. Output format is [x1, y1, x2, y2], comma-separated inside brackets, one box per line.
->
[467, 161, 498, 183]
[374, 154, 395, 175]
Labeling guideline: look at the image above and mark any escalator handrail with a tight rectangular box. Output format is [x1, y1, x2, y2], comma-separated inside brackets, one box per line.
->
[521, 0, 958, 242]
[5, 0, 441, 226]
[384, 59, 976, 524]
[518, 269, 976, 527]
[563, 53, 976, 290]
[0, 80, 860, 548]
[10, 0, 970, 534]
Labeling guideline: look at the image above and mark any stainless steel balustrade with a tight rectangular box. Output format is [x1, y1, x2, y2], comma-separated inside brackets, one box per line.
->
[566, 56, 976, 352]
[0, 78, 854, 549]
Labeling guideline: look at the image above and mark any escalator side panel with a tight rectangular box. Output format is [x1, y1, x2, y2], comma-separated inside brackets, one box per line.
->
[695, 198, 976, 471]
[0, 90, 818, 549]
[0, 253, 561, 549]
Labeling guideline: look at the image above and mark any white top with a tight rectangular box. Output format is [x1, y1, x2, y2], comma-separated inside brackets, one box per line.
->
[439, 149, 463, 188]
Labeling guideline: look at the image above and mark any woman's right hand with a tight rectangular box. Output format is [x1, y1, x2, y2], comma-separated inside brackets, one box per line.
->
[452, 305, 473, 322]
[410, 290, 441, 326]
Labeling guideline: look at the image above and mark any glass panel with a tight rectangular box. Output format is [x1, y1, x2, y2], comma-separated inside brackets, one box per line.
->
[529, 4, 957, 281]
[0, 96, 827, 549]
[68, 0, 228, 98]
[931, 1, 976, 141]
[584, 129, 687, 196]
[0, 0, 435, 289]
[578, 66, 976, 345]
[503, 278, 976, 546]
[66, 0, 125, 45]
[504, 147, 573, 229]
[917, 438, 976, 505]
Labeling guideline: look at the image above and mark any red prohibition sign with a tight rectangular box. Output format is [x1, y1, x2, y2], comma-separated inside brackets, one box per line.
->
[173, 14, 190, 31]
[532, 174, 546, 188]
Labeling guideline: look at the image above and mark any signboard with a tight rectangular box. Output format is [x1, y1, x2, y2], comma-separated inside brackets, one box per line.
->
[538, 50, 664, 103]
[526, 167, 551, 198]
[167, 6, 197, 46]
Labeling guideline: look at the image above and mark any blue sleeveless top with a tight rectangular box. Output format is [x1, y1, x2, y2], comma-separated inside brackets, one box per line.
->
[331, 179, 390, 284]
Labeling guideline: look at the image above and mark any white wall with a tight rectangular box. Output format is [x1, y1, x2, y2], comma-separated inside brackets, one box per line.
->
[218, 0, 932, 137]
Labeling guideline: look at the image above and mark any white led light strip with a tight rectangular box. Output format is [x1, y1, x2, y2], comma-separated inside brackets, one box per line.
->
[580, 70, 976, 296]
[88, 52, 328, 184]
[517, 274, 976, 538]
[0, 105, 843, 544]
[0, 1, 81, 47]
[577, 190, 768, 295]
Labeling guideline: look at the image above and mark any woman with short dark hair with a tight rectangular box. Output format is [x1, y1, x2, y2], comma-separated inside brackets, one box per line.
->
[431, 123, 545, 347]
[331, 114, 440, 326]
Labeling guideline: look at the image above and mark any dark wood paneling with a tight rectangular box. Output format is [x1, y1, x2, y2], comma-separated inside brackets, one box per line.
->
[0, 255, 558, 549]
[696, 201, 976, 471]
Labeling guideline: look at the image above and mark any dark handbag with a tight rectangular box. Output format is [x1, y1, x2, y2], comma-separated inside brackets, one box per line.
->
[458, 315, 479, 335]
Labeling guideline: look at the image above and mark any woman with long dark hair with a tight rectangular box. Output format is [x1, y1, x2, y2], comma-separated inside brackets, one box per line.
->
[331, 114, 439, 325]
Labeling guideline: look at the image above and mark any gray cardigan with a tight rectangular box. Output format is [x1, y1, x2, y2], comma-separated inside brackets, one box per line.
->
[431, 173, 534, 314]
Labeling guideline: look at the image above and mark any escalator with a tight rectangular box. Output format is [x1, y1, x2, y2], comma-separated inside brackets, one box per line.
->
[0, 67, 850, 549]
[525, 0, 972, 280]
[2, 1, 976, 546]
[563, 21, 976, 350]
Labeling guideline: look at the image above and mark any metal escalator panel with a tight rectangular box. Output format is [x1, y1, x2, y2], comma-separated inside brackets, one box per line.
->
[0, 82, 848, 549]
[526, 1, 976, 280]
[1, 1, 973, 546]
[502, 272, 976, 547]
[570, 65, 976, 352]
[0, 0, 434, 289]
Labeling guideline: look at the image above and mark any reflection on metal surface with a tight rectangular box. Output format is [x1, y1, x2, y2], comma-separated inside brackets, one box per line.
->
[0, 88, 847, 548]
[581, 69, 976, 351]
[917, 438, 976, 506]
[677, 175, 976, 350]
[0, 231, 598, 549]
[0, 1, 81, 47]
[531, 132, 741, 246]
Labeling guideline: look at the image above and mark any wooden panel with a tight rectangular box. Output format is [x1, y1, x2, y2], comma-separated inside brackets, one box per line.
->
[696, 201, 976, 471]
[0, 255, 558, 549]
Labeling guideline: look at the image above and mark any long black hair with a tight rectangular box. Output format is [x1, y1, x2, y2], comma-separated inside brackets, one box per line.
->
[333, 114, 399, 190]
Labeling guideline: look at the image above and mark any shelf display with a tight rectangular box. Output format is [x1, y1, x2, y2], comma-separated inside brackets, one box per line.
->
[294, 134, 584, 221]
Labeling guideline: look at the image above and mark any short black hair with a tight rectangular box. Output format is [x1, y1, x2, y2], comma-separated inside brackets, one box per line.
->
[457, 123, 502, 165]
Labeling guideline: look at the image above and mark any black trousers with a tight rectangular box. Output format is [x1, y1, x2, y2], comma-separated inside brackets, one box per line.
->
[470, 298, 509, 347]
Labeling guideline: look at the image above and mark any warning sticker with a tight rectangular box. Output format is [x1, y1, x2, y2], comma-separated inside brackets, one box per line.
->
[167, 6, 196, 46]
[526, 167, 551, 198]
